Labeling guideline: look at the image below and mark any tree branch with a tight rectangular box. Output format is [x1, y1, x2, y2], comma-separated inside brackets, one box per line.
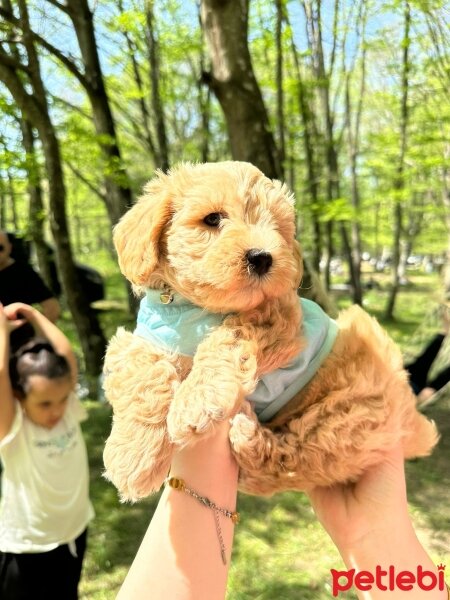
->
[65, 160, 107, 203]
[0, 42, 30, 73]
[43, 0, 70, 15]
[51, 94, 92, 120]
[0, 60, 44, 127]
[0, 6, 90, 89]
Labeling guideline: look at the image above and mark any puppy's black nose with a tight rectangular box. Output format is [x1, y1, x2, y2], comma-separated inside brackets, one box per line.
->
[246, 249, 273, 276]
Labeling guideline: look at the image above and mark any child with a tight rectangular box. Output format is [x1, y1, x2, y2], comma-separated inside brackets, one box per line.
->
[0, 302, 94, 600]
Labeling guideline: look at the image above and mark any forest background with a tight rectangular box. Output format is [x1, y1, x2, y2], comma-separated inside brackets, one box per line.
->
[0, 1, 449, 597]
[1, 0, 449, 381]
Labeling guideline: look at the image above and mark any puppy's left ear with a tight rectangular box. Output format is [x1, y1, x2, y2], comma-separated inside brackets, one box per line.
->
[113, 174, 172, 286]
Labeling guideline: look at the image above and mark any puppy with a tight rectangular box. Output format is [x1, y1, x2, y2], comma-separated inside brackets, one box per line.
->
[103, 161, 438, 501]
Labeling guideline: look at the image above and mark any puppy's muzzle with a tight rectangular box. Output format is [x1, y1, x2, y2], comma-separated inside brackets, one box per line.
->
[246, 249, 273, 277]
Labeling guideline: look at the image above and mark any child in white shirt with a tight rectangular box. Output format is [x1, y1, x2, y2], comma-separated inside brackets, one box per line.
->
[0, 302, 94, 600]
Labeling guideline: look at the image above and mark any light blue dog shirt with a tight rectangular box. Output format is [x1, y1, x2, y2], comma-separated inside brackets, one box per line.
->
[135, 290, 338, 423]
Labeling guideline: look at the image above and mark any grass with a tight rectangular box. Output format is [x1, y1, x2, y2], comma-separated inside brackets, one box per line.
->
[76, 269, 450, 599]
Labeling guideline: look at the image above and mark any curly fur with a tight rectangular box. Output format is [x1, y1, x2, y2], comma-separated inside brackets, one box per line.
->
[103, 161, 438, 502]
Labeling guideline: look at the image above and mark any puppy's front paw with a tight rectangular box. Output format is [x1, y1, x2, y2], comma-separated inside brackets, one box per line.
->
[167, 335, 258, 446]
[167, 378, 242, 445]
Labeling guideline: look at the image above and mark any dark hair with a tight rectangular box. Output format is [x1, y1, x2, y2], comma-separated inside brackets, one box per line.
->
[9, 337, 71, 399]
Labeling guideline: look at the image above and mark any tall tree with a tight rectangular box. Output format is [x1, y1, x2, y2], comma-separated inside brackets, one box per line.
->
[287, 14, 322, 271]
[20, 118, 54, 289]
[342, 1, 368, 306]
[275, 0, 285, 177]
[385, 1, 411, 320]
[116, 0, 159, 162]
[302, 0, 338, 290]
[200, 0, 281, 179]
[145, 0, 169, 172]
[53, 0, 133, 226]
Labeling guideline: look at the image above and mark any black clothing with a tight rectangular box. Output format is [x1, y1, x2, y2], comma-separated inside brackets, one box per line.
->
[405, 333, 450, 395]
[0, 528, 87, 600]
[0, 261, 54, 352]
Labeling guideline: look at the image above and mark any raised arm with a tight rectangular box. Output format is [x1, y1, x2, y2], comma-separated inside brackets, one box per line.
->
[3, 303, 78, 388]
[117, 419, 239, 600]
[0, 304, 23, 439]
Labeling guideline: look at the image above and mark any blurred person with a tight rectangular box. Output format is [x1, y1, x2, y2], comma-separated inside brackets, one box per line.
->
[405, 304, 450, 404]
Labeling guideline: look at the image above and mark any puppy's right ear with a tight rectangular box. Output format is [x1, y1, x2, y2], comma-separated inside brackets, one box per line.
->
[113, 175, 172, 286]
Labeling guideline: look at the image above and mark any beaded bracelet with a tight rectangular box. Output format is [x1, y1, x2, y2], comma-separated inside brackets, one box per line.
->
[165, 476, 240, 565]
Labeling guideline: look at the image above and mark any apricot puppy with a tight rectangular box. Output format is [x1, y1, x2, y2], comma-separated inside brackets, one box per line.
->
[103, 161, 438, 501]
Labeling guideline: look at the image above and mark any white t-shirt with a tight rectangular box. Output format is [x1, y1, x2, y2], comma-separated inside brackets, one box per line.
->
[0, 394, 94, 553]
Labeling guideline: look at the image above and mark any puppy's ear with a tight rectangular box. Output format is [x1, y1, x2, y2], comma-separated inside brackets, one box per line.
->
[113, 175, 172, 286]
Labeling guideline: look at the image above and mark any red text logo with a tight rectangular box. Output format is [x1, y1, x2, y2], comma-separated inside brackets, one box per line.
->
[331, 564, 446, 596]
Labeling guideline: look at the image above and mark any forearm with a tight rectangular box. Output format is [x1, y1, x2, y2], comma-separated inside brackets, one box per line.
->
[0, 325, 15, 439]
[117, 427, 239, 600]
[335, 520, 447, 599]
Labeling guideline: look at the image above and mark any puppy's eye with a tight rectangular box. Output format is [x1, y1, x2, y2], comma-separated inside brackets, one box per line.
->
[203, 213, 223, 227]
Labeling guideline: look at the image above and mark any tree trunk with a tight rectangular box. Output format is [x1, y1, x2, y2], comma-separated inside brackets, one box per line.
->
[287, 16, 322, 271]
[344, 70, 365, 305]
[385, 1, 411, 320]
[145, 0, 170, 172]
[303, 0, 340, 291]
[64, 0, 133, 227]
[6, 169, 18, 230]
[0, 181, 5, 228]
[200, 0, 281, 179]
[2, 0, 53, 288]
[275, 0, 285, 177]
[20, 118, 54, 290]
[117, 0, 158, 162]
[441, 165, 450, 298]
[199, 45, 211, 163]
[63, 0, 138, 314]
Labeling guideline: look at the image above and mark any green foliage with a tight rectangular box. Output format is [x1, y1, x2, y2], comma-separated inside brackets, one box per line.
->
[0, 0, 448, 301]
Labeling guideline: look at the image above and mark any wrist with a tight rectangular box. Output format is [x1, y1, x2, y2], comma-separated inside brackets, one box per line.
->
[338, 518, 418, 570]
[170, 425, 238, 506]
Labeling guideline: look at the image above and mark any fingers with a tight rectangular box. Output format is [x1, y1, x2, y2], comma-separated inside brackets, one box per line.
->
[0, 303, 27, 331]
[3, 302, 30, 319]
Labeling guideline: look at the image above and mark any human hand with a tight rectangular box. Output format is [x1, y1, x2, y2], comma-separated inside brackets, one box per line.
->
[2, 302, 36, 323]
[307, 444, 409, 553]
[0, 303, 27, 334]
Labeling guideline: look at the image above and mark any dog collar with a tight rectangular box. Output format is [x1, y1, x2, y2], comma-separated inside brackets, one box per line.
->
[135, 290, 338, 422]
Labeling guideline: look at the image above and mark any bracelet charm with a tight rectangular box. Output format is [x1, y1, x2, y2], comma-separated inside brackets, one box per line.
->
[165, 476, 239, 564]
